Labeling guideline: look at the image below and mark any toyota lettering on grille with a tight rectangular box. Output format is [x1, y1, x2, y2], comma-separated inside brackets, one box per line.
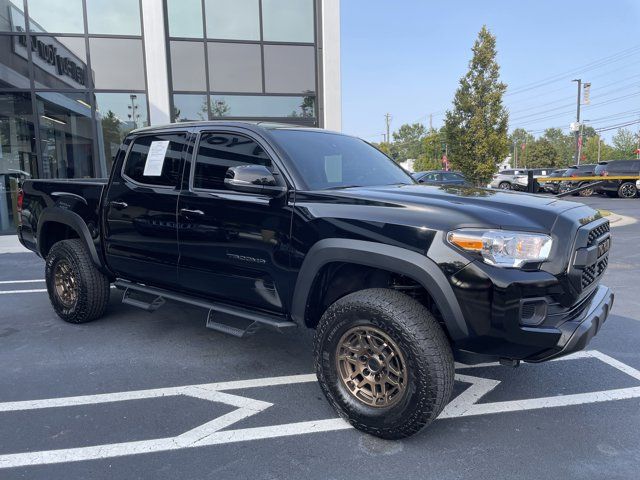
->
[598, 238, 611, 257]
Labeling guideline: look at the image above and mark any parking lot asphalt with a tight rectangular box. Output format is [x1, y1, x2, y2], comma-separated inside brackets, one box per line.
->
[1, 195, 639, 480]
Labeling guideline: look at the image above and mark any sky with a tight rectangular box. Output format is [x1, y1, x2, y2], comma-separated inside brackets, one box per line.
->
[340, 0, 640, 143]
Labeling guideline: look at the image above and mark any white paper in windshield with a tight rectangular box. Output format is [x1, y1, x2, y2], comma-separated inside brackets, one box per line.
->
[143, 141, 170, 176]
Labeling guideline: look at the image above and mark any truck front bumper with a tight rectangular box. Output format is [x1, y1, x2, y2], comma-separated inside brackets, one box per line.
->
[524, 284, 613, 362]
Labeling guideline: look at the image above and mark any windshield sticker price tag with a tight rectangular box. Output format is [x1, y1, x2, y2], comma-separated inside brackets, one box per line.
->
[143, 141, 170, 176]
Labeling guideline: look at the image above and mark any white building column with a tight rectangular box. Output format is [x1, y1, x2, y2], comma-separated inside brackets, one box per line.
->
[141, 0, 171, 125]
[321, 0, 342, 131]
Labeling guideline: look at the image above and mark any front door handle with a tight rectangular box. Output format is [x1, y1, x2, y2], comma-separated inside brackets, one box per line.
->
[180, 208, 205, 216]
[109, 200, 128, 210]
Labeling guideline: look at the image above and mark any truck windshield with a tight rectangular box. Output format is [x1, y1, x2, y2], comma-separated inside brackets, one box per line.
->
[269, 129, 414, 190]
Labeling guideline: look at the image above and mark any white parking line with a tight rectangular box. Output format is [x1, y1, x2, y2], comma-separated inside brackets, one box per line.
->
[0, 279, 44, 284]
[1, 350, 639, 469]
[0, 289, 47, 295]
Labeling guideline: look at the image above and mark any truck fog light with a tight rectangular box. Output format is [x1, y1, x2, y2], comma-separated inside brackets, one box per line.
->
[519, 299, 548, 326]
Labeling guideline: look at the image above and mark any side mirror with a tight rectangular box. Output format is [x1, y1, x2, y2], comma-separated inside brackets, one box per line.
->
[224, 165, 286, 195]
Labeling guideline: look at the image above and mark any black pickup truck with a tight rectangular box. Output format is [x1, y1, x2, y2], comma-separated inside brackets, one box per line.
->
[17, 122, 614, 439]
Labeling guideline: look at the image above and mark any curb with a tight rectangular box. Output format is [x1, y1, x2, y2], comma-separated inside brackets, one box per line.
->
[607, 213, 637, 228]
[0, 235, 29, 255]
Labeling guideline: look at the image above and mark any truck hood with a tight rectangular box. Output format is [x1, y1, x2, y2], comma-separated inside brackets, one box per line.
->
[313, 184, 595, 232]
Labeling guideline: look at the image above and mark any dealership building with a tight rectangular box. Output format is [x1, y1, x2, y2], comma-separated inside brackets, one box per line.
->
[0, 0, 341, 234]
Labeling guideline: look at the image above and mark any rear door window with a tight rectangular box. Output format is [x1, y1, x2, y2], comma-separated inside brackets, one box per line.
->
[123, 133, 188, 187]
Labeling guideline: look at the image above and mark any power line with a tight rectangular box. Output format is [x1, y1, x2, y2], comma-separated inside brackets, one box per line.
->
[504, 45, 640, 97]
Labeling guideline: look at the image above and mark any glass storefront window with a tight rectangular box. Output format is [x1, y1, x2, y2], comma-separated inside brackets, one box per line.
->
[86, 0, 141, 35]
[208, 42, 262, 93]
[0, 0, 25, 32]
[167, 0, 203, 38]
[0, 92, 36, 234]
[172, 94, 208, 122]
[209, 95, 315, 119]
[170, 41, 206, 91]
[261, 0, 314, 43]
[36, 91, 94, 179]
[205, 0, 259, 41]
[29, 36, 88, 90]
[95, 93, 149, 173]
[89, 38, 145, 90]
[28, 0, 84, 34]
[263, 45, 315, 93]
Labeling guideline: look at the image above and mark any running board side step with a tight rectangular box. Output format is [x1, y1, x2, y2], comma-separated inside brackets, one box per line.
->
[114, 280, 297, 338]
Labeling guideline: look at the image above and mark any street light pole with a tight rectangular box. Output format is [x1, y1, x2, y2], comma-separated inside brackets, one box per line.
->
[572, 79, 582, 165]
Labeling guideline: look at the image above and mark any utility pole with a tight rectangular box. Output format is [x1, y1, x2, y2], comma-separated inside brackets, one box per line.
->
[429, 113, 433, 130]
[384, 113, 392, 145]
[597, 136, 602, 162]
[572, 79, 582, 165]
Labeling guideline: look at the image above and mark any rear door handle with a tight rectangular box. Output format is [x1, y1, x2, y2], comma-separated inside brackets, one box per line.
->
[109, 201, 128, 210]
[180, 208, 204, 216]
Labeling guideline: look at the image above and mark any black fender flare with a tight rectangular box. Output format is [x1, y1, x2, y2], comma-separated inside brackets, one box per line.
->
[37, 207, 103, 269]
[291, 238, 468, 340]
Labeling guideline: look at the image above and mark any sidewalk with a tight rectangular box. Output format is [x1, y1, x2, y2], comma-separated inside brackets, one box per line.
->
[0, 235, 29, 254]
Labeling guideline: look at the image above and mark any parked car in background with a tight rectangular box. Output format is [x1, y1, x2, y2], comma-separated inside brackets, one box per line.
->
[594, 160, 640, 198]
[541, 169, 567, 194]
[412, 170, 468, 186]
[527, 169, 553, 193]
[489, 169, 528, 190]
[559, 164, 597, 196]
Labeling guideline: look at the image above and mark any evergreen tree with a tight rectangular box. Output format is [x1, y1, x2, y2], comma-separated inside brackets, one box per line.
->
[444, 26, 509, 184]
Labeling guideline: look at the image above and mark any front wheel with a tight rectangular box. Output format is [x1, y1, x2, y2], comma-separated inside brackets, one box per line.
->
[498, 181, 511, 190]
[45, 239, 110, 323]
[313, 288, 454, 439]
[618, 182, 638, 198]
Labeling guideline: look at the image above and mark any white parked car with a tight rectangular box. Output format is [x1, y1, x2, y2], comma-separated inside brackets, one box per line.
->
[489, 169, 529, 190]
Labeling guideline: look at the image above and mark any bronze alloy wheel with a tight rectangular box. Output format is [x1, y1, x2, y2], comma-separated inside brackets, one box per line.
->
[54, 259, 78, 308]
[335, 326, 407, 408]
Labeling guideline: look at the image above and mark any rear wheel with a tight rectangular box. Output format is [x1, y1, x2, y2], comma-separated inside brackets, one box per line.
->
[45, 239, 110, 323]
[314, 288, 454, 439]
[498, 182, 511, 190]
[618, 182, 637, 199]
[578, 183, 594, 197]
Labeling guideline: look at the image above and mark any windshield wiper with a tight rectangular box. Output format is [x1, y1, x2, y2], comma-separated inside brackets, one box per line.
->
[324, 184, 363, 190]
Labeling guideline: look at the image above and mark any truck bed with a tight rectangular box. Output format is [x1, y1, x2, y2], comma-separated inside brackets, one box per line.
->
[18, 178, 108, 255]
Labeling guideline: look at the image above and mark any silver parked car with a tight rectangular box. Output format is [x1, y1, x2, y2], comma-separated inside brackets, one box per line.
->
[489, 169, 529, 190]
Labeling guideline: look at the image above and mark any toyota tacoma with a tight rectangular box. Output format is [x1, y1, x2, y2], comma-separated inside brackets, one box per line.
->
[17, 122, 614, 439]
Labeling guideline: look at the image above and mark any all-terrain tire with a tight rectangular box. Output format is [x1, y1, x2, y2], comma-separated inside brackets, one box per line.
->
[45, 239, 110, 323]
[313, 288, 454, 439]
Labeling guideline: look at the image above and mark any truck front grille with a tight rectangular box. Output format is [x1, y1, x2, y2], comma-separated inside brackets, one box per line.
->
[581, 255, 609, 289]
[587, 222, 610, 246]
[572, 220, 610, 292]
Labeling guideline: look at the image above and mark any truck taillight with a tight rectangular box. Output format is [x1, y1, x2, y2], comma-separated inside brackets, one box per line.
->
[17, 189, 24, 215]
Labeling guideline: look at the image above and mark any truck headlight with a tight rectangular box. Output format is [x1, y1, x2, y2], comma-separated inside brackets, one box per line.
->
[447, 229, 553, 268]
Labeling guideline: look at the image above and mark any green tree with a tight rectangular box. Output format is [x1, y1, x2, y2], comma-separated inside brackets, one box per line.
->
[582, 135, 616, 163]
[541, 128, 574, 166]
[526, 138, 560, 168]
[100, 110, 122, 170]
[392, 123, 427, 161]
[508, 128, 535, 167]
[413, 128, 444, 171]
[444, 26, 509, 184]
[611, 128, 639, 157]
